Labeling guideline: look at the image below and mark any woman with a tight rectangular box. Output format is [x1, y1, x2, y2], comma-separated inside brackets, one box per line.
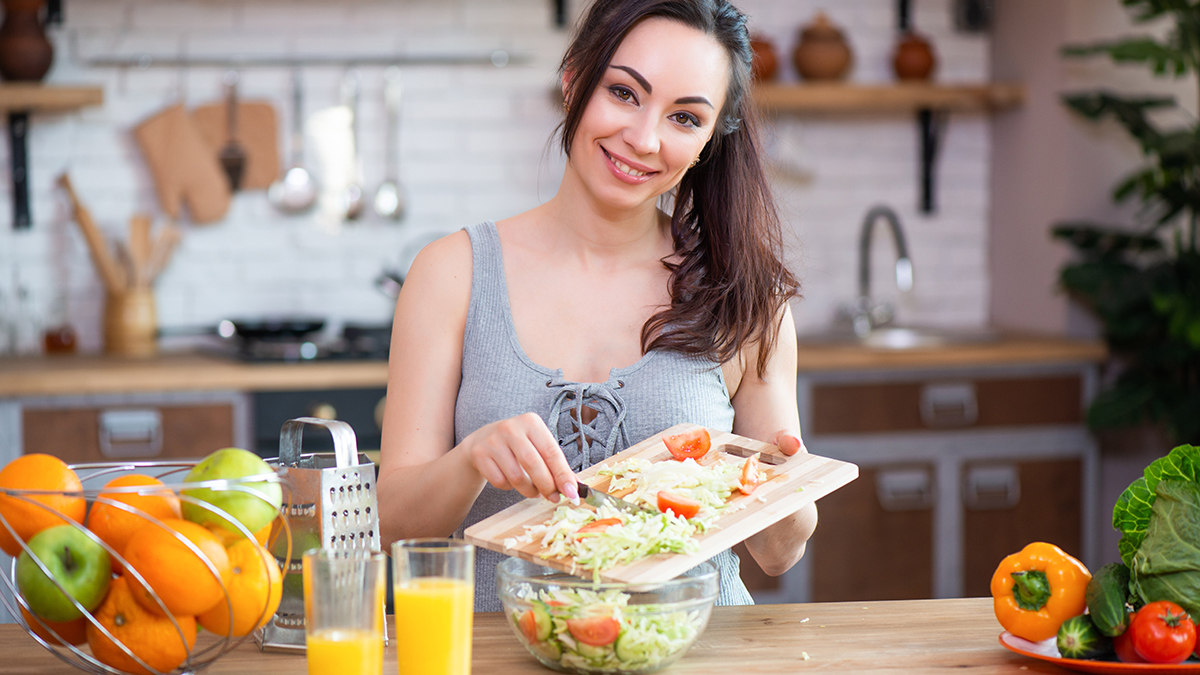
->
[378, 0, 817, 611]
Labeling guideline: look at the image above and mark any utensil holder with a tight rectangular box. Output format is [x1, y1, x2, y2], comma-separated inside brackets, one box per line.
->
[258, 417, 382, 653]
[104, 288, 157, 357]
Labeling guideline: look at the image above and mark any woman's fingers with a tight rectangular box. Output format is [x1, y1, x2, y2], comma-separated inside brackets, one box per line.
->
[773, 430, 805, 456]
[469, 413, 572, 501]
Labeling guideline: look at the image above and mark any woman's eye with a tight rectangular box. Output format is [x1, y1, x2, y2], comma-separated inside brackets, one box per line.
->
[671, 112, 700, 127]
[610, 86, 635, 102]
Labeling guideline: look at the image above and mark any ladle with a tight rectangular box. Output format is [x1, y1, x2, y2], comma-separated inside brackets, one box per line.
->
[267, 69, 318, 214]
[373, 67, 406, 221]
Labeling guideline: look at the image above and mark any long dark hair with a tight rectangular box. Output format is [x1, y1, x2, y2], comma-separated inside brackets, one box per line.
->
[559, 0, 798, 377]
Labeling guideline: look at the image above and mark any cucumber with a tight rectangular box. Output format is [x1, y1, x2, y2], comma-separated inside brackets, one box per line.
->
[1057, 615, 1112, 660]
[1085, 562, 1132, 637]
[528, 637, 562, 662]
[530, 604, 553, 641]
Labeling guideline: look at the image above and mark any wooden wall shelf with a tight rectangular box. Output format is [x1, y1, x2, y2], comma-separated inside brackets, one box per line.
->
[752, 82, 1024, 114]
[1, 84, 105, 229]
[0, 83, 104, 112]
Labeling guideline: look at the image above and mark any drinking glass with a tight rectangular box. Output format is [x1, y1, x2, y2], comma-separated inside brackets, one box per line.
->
[392, 539, 474, 675]
[303, 549, 387, 675]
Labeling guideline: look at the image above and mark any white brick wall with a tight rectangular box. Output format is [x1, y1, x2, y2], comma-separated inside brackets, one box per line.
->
[0, 0, 991, 354]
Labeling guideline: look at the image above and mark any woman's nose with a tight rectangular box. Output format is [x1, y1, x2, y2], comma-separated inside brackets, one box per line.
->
[623, 112, 660, 156]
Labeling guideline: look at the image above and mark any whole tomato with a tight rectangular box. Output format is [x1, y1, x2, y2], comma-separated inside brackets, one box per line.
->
[1112, 615, 1145, 664]
[1129, 601, 1196, 664]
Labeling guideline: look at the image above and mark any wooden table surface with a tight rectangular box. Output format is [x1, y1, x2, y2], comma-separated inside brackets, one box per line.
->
[0, 597, 1079, 674]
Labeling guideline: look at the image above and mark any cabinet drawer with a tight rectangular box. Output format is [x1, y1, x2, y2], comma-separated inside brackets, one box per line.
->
[23, 404, 234, 463]
[810, 375, 1082, 434]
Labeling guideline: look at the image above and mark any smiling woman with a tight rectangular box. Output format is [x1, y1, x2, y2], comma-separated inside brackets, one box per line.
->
[377, 0, 816, 612]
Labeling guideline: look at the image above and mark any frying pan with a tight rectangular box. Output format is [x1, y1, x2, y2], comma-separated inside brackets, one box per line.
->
[159, 318, 326, 341]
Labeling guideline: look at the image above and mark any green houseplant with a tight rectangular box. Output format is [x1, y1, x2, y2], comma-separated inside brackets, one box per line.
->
[1055, 0, 1200, 445]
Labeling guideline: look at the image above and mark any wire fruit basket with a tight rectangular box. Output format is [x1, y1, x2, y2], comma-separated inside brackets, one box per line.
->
[0, 457, 292, 675]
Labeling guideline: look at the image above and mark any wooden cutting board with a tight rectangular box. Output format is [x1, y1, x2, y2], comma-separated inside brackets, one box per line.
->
[464, 423, 859, 585]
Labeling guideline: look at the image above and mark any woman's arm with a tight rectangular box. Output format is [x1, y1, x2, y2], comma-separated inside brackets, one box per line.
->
[376, 232, 578, 549]
[729, 303, 819, 576]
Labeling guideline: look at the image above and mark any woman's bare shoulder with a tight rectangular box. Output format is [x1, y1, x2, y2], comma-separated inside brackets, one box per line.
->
[396, 229, 473, 321]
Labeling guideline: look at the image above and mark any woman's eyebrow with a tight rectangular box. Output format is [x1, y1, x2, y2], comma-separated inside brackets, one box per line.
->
[611, 65, 652, 92]
[610, 65, 714, 108]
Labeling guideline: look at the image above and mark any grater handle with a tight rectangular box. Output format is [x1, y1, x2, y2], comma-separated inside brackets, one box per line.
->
[278, 417, 359, 468]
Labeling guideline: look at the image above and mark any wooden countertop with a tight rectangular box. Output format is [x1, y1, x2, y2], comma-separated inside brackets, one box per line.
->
[0, 333, 1106, 398]
[0, 353, 389, 398]
[795, 333, 1106, 373]
[1, 597, 1066, 675]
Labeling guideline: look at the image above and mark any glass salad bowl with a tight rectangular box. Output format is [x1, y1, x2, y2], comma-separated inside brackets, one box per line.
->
[496, 557, 718, 675]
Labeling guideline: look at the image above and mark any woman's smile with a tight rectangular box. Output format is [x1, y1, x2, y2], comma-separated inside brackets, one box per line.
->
[602, 147, 656, 183]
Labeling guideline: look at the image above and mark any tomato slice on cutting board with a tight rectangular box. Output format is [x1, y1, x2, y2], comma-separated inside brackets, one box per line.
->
[663, 428, 711, 461]
[657, 491, 701, 519]
[574, 517, 622, 540]
[738, 455, 761, 495]
[567, 615, 620, 646]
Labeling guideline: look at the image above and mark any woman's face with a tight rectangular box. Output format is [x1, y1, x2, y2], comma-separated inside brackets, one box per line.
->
[569, 17, 731, 213]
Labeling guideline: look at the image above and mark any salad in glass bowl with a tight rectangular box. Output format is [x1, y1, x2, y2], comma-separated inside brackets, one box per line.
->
[496, 557, 718, 674]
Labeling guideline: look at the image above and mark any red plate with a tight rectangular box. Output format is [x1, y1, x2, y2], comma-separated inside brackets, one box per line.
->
[1000, 632, 1200, 674]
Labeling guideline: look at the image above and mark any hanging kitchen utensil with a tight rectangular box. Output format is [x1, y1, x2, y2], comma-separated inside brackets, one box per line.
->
[193, 98, 280, 190]
[133, 103, 231, 224]
[268, 69, 318, 214]
[341, 69, 364, 221]
[217, 70, 247, 190]
[373, 67, 406, 221]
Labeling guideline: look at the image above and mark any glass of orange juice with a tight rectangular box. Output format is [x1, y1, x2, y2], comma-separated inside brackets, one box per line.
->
[303, 549, 387, 675]
[391, 539, 474, 675]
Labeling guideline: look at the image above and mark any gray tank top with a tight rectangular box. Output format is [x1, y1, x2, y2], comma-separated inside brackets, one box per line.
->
[453, 221, 753, 611]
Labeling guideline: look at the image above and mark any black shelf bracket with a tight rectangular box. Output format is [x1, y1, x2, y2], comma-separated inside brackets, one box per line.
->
[917, 107, 948, 214]
[9, 111, 31, 229]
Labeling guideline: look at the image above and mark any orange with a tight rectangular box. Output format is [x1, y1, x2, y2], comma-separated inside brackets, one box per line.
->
[197, 538, 282, 637]
[205, 518, 274, 548]
[86, 474, 182, 572]
[122, 518, 232, 617]
[87, 576, 196, 675]
[20, 605, 87, 646]
[0, 454, 86, 556]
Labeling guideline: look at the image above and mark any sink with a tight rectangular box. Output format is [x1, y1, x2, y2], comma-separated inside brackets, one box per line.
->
[797, 326, 1001, 350]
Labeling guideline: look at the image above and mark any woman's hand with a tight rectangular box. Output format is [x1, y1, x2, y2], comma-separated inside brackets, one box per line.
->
[773, 430, 805, 456]
[462, 412, 580, 502]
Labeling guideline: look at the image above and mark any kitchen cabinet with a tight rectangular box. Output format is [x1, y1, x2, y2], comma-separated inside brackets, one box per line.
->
[737, 356, 1100, 604]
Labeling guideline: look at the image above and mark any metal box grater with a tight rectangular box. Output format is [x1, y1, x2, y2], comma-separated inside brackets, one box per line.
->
[258, 416, 383, 653]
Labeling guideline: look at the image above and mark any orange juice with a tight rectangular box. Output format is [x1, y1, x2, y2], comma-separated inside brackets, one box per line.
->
[307, 628, 383, 675]
[393, 578, 473, 675]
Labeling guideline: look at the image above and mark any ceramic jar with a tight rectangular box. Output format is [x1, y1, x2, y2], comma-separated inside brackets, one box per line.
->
[893, 31, 937, 81]
[792, 11, 852, 82]
[749, 34, 778, 82]
[0, 0, 53, 81]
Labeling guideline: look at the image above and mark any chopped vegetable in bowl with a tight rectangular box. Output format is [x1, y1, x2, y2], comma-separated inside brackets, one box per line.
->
[496, 557, 719, 674]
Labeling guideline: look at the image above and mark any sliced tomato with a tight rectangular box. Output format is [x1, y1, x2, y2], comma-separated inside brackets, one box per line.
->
[738, 454, 761, 495]
[657, 490, 701, 519]
[574, 517, 623, 540]
[566, 615, 620, 646]
[1130, 600, 1196, 664]
[518, 609, 538, 643]
[663, 428, 711, 461]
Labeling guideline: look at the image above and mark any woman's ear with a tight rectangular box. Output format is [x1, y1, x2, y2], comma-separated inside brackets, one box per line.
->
[560, 69, 575, 108]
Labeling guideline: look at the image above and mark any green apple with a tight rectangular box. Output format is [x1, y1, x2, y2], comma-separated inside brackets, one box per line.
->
[181, 447, 283, 534]
[17, 525, 111, 623]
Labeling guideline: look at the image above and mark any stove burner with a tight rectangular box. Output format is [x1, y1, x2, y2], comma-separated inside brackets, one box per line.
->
[225, 323, 391, 363]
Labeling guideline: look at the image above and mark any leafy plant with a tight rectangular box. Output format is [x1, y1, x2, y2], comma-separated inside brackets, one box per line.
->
[1055, 0, 1200, 444]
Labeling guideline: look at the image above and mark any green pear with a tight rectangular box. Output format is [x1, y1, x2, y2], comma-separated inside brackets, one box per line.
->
[181, 448, 282, 534]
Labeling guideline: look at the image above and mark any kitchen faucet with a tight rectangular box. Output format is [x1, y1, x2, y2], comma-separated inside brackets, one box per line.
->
[852, 205, 914, 337]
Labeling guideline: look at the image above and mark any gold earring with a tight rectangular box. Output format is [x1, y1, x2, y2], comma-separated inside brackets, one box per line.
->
[689, 158, 699, 168]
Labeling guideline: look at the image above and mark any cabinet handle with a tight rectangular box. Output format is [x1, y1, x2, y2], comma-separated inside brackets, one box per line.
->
[98, 409, 163, 458]
[876, 467, 934, 511]
[964, 464, 1020, 510]
[919, 382, 978, 428]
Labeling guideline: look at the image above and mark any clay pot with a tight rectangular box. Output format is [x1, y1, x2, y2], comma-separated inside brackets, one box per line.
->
[749, 34, 778, 82]
[892, 31, 937, 81]
[792, 11, 853, 82]
[0, 0, 53, 82]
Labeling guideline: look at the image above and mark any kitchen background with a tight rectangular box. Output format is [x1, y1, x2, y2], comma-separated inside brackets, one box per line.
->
[1, 0, 1000, 353]
[0, 0, 1192, 616]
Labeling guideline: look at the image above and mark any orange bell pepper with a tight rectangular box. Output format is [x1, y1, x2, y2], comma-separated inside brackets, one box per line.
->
[991, 541, 1091, 642]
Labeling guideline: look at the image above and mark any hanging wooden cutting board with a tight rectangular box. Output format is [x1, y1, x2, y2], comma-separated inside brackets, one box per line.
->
[464, 423, 858, 585]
